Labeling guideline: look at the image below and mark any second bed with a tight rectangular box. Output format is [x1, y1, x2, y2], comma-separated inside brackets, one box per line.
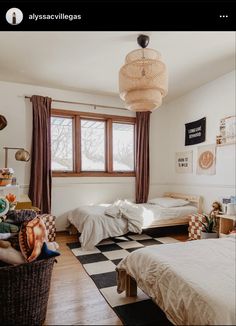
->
[67, 193, 202, 249]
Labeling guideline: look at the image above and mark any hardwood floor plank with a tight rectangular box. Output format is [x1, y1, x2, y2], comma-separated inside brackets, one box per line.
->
[45, 232, 121, 325]
[45, 231, 187, 325]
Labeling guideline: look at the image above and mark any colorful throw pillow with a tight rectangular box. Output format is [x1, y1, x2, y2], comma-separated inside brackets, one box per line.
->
[19, 217, 47, 262]
[188, 213, 206, 240]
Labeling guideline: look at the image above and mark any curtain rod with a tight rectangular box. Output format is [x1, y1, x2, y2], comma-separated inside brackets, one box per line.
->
[24, 96, 127, 111]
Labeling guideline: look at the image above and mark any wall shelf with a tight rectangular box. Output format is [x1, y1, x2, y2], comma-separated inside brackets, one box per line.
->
[216, 140, 236, 147]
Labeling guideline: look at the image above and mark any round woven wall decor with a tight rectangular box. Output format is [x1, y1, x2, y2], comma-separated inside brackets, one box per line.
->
[198, 151, 214, 169]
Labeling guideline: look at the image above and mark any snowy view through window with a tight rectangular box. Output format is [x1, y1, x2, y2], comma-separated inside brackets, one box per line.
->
[81, 119, 105, 171]
[113, 123, 134, 171]
[51, 117, 73, 171]
[51, 116, 135, 172]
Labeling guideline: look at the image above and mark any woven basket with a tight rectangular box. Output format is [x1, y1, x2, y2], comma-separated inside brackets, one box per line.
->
[0, 257, 55, 325]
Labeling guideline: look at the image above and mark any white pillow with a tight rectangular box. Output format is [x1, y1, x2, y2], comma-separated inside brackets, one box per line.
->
[148, 197, 189, 207]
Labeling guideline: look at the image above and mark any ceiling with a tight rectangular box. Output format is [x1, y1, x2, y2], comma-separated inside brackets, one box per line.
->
[0, 31, 235, 103]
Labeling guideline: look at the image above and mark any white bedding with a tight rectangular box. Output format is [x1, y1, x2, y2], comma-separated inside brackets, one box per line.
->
[116, 237, 236, 325]
[67, 200, 197, 249]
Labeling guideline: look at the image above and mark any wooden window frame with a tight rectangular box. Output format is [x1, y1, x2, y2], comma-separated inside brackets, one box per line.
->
[51, 109, 136, 177]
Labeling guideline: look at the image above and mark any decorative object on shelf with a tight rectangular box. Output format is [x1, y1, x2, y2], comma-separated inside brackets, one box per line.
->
[197, 144, 216, 175]
[175, 151, 193, 173]
[0, 197, 9, 218]
[11, 177, 17, 185]
[221, 197, 231, 214]
[119, 34, 168, 112]
[199, 214, 218, 239]
[230, 195, 236, 204]
[226, 202, 236, 216]
[185, 117, 206, 146]
[216, 115, 236, 145]
[0, 115, 7, 130]
[3, 147, 30, 168]
[220, 196, 236, 215]
[5, 193, 17, 210]
[0, 168, 14, 186]
[216, 135, 222, 145]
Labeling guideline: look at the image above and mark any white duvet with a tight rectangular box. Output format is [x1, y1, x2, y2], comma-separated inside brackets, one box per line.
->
[116, 237, 236, 325]
[67, 200, 197, 249]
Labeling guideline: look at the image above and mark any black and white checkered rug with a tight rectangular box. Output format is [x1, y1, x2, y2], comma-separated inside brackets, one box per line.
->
[67, 233, 179, 325]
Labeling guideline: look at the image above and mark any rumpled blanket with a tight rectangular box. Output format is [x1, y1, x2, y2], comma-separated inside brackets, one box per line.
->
[68, 200, 143, 249]
[6, 209, 37, 225]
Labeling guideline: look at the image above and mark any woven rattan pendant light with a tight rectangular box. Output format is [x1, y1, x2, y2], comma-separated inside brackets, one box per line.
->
[119, 35, 168, 112]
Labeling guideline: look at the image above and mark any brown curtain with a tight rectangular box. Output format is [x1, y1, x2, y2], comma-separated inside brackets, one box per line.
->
[29, 95, 52, 213]
[135, 111, 151, 203]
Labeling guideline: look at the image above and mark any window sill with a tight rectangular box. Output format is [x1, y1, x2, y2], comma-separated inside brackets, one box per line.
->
[52, 172, 136, 177]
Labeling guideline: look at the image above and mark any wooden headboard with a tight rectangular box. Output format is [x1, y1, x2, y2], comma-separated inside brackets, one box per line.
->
[163, 192, 203, 213]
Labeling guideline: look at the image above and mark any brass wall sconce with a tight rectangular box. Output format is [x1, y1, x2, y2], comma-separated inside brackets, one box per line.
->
[3, 147, 30, 168]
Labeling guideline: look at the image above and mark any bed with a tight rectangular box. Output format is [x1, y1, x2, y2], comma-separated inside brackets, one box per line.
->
[116, 237, 236, 325]
[67, 192, 202, 249]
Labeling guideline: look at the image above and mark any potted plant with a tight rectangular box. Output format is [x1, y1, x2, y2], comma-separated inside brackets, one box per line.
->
[200, 214, 218, 239]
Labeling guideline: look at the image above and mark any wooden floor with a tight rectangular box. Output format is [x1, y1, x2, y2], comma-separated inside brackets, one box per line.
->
[45, 231, 188, 325]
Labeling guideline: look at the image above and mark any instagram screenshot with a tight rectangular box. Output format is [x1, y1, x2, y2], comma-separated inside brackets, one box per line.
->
[0, 1, 235, 325]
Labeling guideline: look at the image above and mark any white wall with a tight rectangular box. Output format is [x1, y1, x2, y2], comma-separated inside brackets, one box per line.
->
[0, 81, 135, 230]
[1, 70, 235, 230]
[150, 70, 236, 212]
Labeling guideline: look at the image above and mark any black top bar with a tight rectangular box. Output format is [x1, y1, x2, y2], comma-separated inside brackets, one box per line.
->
[0, 1, 235, 31]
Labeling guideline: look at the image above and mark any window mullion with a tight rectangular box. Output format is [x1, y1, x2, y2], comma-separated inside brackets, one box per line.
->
[107, 118, 113, 173]
[75, 115, 81, 173]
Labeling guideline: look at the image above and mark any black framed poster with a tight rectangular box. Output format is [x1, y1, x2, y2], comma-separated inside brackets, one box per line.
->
[185, 117, 206, 145]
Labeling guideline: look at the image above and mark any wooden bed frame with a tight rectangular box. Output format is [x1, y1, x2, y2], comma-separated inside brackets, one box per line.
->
[142, 192, 203, 229]
[125, 271, 138, 297]
[67, 192, 203, 234]
[120, 193, 203, 297]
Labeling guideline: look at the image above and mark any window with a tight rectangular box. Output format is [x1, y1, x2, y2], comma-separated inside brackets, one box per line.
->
[81, 119, 106, 171]
[51, 109, 136, 177]
[112, 123, 134, 171]
[51, 116, 73, 171]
